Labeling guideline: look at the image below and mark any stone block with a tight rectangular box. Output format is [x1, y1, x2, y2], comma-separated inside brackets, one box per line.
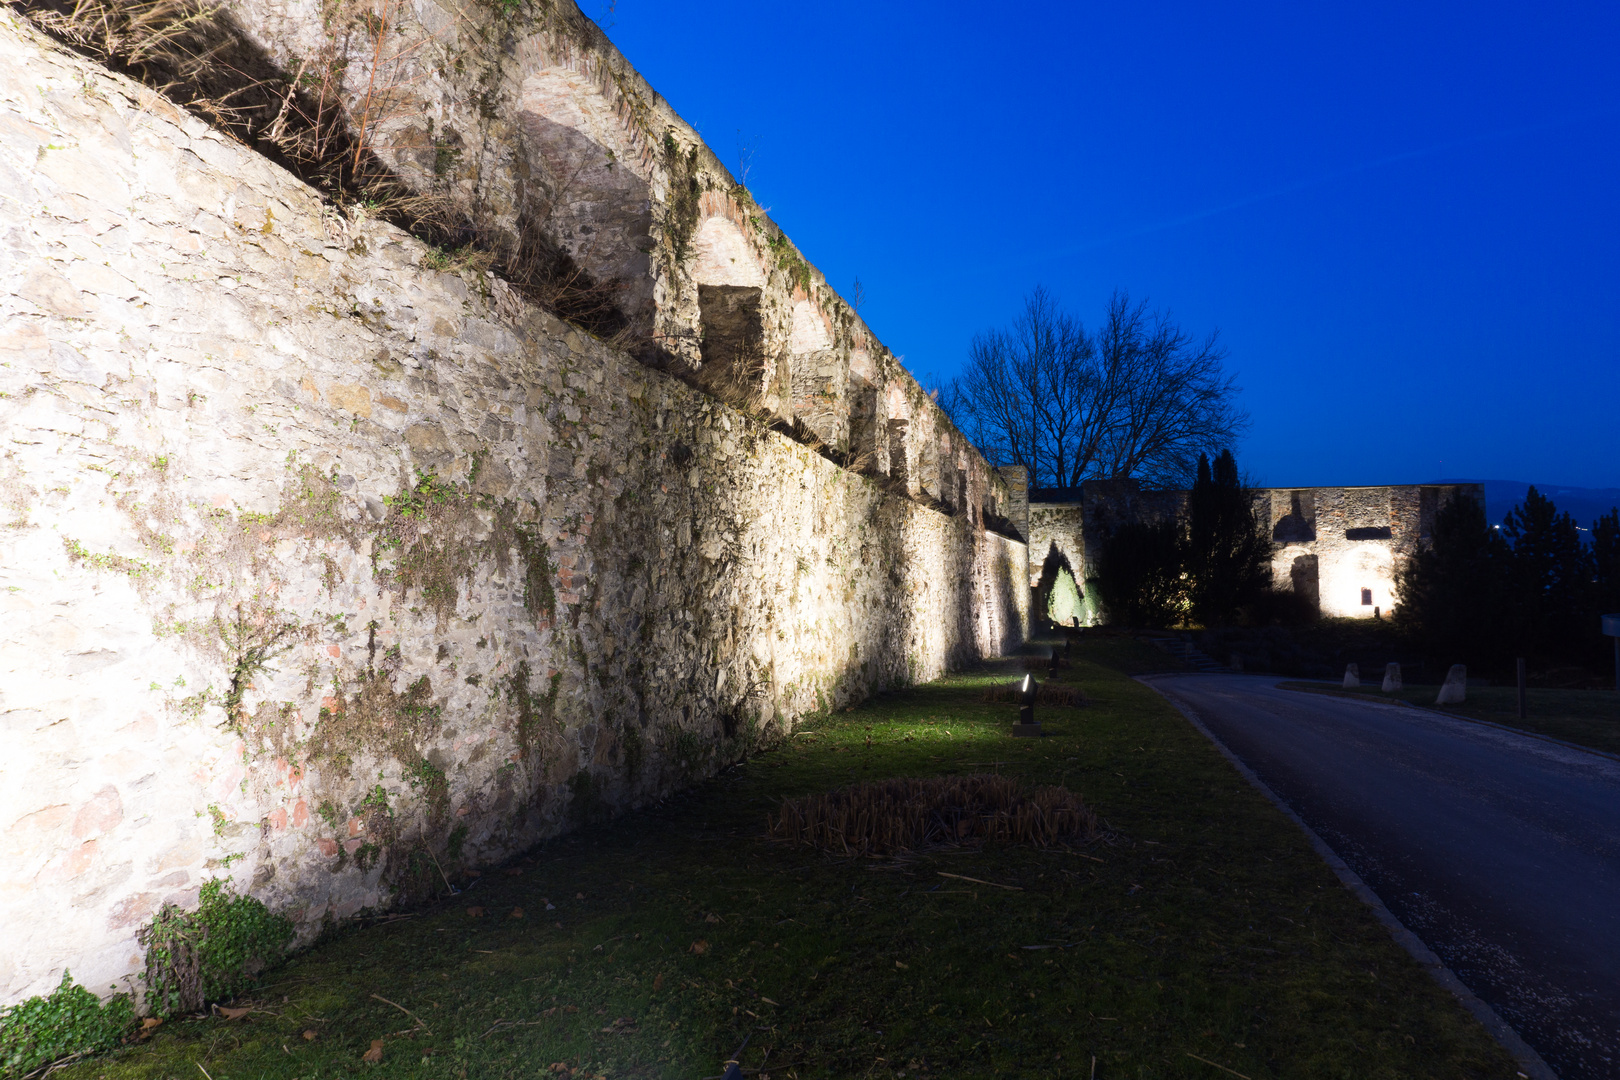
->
[1436, 665, 1467, 705]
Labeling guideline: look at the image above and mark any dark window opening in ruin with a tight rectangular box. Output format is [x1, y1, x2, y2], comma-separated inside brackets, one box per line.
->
[887, 419, 909, 486]
[1346, 526, 1393, 541]
[1290, 554, 1320, 610]
[957, 470, 968, 515]
[698, 284, 764, 382]
[1273, 493, 1316, 542]
[1361, 588, 1374, 606]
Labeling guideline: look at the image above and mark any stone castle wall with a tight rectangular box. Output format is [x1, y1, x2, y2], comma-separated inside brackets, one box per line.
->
[1028, 481, 1482, 621]
[148, 0, 999, 516]
[0, 12, 1028, 1006]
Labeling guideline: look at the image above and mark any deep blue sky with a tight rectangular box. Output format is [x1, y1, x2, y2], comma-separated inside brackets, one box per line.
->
[596, 0, 1620, 490]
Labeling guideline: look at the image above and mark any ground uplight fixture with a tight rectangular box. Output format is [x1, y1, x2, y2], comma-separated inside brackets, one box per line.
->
[1013, 673, 1041, 737]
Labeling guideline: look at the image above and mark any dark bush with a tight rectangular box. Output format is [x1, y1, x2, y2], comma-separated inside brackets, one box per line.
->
[1092, 519, 1185, 627]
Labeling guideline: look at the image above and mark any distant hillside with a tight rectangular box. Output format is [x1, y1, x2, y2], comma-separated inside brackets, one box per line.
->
[1472, 481, 1620, 533]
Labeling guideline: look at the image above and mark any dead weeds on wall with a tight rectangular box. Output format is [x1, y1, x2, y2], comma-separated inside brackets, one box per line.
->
[10, 0, 635, 340]
[374, 468, 529, 628]
[769, 774, 1098, 857]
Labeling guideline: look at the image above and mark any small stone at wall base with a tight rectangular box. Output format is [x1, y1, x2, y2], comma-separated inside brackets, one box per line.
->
[1342, 663, 1360, 689]
[1436, 665, 1467, 705]
[1382, 663, 1402, 692]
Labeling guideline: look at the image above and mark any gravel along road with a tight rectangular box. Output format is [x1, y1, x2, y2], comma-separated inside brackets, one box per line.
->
[1145, 674, 1620, 1080]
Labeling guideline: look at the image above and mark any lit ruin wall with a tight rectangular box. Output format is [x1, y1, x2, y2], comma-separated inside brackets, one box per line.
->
[0, 10, 1029, 1006]
[1028, 481, 1484, 620]
[166, 0, 991, 498]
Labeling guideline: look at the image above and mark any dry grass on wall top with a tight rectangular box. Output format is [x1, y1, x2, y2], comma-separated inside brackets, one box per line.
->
[768, 774, 1098, 858]
[11, 0, 639, 342]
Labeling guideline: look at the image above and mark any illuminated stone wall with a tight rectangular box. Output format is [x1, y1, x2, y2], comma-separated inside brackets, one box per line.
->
[185, 0, 985, 510]
[0, 12, 1028, 1006]
[1028, 481, 1482, 621]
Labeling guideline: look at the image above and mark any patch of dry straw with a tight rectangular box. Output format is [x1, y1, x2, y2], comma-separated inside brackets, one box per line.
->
[768, 774, 1097, 857]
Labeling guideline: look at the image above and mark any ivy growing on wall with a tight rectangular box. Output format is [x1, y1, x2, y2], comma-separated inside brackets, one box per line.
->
[137, 880, 293, 1017]
[0, 972, 133, 1078]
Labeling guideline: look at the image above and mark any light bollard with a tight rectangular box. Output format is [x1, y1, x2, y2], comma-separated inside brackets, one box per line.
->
[1012, 674, 1042, 737]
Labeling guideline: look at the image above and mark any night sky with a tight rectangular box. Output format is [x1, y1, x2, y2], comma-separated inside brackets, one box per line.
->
[596, 0, 1619, 491]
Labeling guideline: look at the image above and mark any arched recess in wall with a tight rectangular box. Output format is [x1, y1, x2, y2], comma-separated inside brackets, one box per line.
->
[909, 405, 938, 501]
[688, 214, 771, 396]
[788, 300, 843, 445]
[1274, 545, 1319, 610]
[885, 383, 912, 490]
[845, 344, 879, 466]
[938, 432, 957, 509]
[514, 65, 656, 332]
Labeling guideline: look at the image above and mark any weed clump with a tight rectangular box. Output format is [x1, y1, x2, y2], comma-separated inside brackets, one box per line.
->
[137, 880, 293, 1016]
[0, 972, 133, 1078]
[769, 774, 1097, 857]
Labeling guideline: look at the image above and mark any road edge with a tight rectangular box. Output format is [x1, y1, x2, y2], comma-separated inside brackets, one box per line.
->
[1136, 674, 1558, 1080]
[1276, 681, 1620, 766]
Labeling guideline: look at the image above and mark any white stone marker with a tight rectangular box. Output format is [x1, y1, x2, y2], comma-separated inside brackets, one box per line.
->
[1436, 664, 1468, 704]
[1343, 663, 1360, 689]
[1382, 663, 1402, 692]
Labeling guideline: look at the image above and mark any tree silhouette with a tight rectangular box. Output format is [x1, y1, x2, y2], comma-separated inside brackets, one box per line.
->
[1184, 450, 1271, 626]
[1396, 491, 1511, 669]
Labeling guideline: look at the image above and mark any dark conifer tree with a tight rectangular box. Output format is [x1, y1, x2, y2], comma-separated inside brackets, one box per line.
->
[1593, 508, 1620, 615]
[1502, 486, 1594, 661]
[1394, 491, 1510, 669]
[1184, 449, 1270, 626]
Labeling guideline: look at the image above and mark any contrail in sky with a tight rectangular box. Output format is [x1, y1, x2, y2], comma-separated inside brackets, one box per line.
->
[1027, 104, 1620, 265]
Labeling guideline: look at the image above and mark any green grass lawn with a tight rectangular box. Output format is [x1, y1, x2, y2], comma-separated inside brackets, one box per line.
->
[1281, 680, 1620, 757]
[59, 639, 1521, 1080]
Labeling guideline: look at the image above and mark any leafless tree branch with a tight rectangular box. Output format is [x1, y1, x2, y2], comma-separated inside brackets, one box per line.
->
[941, 288, 1247, 490]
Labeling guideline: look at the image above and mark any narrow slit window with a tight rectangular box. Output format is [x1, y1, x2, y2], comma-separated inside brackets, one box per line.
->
[1361, 588, 1373, 606]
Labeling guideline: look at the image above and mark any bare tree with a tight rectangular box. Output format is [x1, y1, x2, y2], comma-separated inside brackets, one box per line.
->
[1091, 292, 1247, 489]
[942, 288, 1246, 490]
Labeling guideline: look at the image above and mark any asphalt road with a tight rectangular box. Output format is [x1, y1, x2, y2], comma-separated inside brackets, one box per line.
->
[1143, 674, 1620, 1080]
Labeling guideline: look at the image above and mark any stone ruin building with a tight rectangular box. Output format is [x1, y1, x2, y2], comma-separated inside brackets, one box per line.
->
[1029, 480, 1486, 621]
[0, 3, 1033, 1005]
